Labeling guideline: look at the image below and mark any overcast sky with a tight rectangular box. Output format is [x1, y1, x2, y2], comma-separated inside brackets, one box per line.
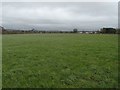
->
[1, 2, 118, 31]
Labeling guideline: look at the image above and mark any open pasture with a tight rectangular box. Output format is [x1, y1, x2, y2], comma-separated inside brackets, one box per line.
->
[2, 34, 118, 88]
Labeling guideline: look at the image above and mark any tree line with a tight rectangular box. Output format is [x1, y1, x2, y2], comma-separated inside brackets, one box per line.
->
[0, 26, 120, 34]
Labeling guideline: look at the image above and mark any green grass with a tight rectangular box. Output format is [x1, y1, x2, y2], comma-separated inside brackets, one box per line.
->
[0, 34, 2, 89]
[2, 34, 118, 88]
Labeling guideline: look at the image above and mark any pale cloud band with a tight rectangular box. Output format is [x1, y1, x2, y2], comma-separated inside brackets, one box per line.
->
[1, 0, 119, 2]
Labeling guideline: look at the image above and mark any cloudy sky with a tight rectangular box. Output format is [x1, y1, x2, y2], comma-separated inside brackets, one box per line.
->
[1, 2, 118, 31]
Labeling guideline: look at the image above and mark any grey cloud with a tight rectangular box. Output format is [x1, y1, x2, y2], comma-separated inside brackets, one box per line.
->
[2, 2, 118, 30]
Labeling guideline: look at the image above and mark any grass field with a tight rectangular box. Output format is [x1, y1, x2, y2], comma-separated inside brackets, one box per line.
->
[2, 34, 118, 88]
[0, 34, 2, 89]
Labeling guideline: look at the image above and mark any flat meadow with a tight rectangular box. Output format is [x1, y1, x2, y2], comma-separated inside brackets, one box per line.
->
[0, 34, 1, 89]
[2, 34, 118, 88]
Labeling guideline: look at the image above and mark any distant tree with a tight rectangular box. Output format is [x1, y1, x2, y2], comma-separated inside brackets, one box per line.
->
[100, 28, 116, 34]
[31, 28, 35, 31]
[73, 28, 78, 33]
